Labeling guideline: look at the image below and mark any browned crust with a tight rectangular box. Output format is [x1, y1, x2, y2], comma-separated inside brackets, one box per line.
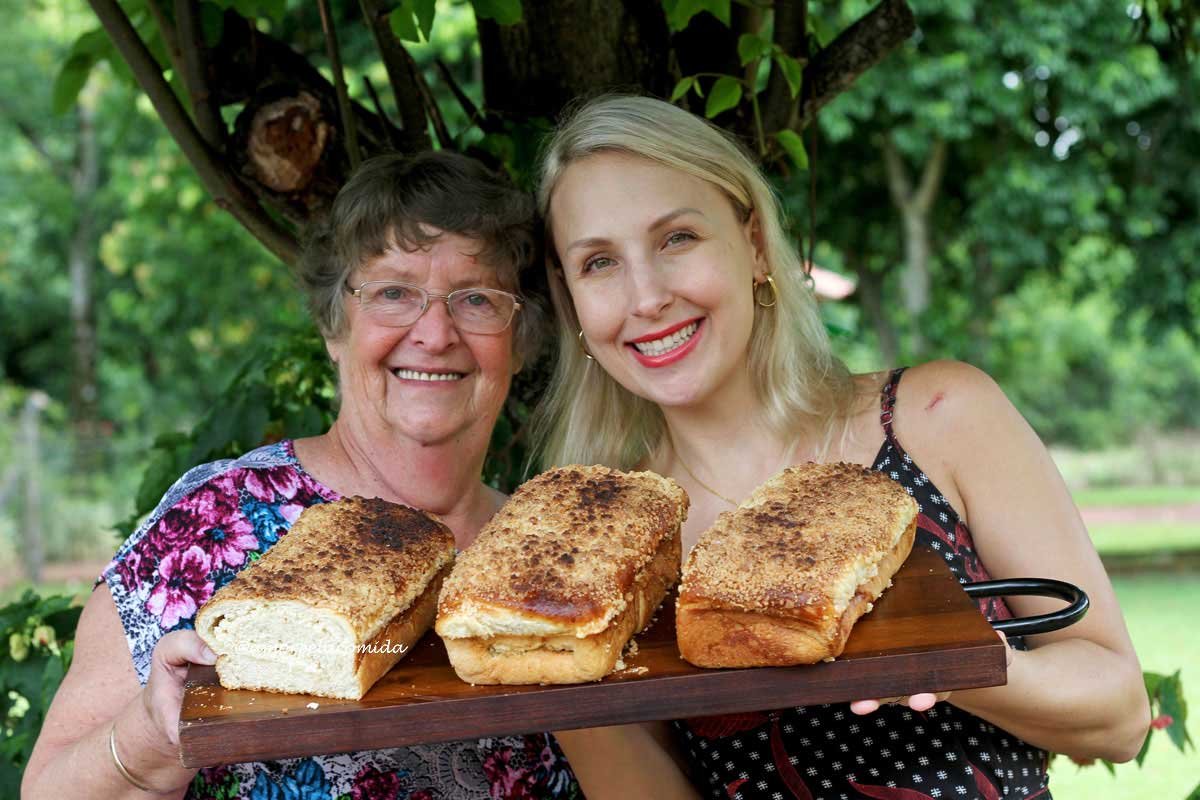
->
[351, 563, 449, 690]
[678, 463, 918, 623]
[198, 496, 456, 643]
[443, 530, 681, 683]
[678, 514, 916, 666]
[438, 466, 689, 632]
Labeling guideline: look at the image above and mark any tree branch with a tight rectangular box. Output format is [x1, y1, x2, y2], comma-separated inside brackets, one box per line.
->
[411, 54, 452, 149]
[358, 0, 430, 152]
[793, 0, 916, 131]
[143, 0, 181, 71]
[0, 99, 71, 185]
[881, 134, 913, 209]
[914, 138, 948, 214]
[87, 0, 299, 263]
[363, 75, 402, 149]
[175, 0, 225, 148]
[436, 59, 500, 135]
[318, 0, 361, 169]
[761, 0, 806, 134]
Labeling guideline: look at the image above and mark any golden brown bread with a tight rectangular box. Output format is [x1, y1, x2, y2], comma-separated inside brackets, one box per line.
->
[436, 465, 688, 683]
[677, 462, 918, 667]
[196, 496, 455, 699]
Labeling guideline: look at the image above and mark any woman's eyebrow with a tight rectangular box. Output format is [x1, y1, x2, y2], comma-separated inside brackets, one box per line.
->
[563, 208, 706, 254]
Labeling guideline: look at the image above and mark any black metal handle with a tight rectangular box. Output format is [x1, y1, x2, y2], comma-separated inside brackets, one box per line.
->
[963, 578, 1090, 636]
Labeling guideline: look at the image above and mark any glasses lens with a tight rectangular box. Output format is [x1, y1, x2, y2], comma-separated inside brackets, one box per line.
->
[360, 282, 425, 326]
[449, 289, 515, 334]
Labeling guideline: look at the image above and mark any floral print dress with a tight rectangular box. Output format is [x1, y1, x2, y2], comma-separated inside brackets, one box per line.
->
[100, 440, 581, 800]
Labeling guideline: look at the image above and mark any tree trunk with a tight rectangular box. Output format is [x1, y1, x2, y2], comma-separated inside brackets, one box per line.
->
[479, 0, 671, 118]
[20, 393, 48, 584]
[70, 96, 101, 471]
[881, 135, 947, 357]
[853, 261, 899, 368]
[967, 241, 994, 371]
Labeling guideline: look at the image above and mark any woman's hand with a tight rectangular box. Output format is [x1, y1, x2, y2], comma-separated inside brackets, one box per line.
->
[848, 631, 1011, 716]
[141, 630, 217, 749]
[849, 692, 951, 715]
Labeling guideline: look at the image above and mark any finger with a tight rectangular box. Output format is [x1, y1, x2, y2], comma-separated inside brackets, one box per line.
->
[849, 699, 882, 715]
[155, 630, 217, 670]
[906, 693, 938, 712]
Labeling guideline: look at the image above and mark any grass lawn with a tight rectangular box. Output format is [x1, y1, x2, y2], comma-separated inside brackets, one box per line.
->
[1048, 573, 1200, 799]
[1073, 486, 1200, 508]
[1089, 522, 1200, 555]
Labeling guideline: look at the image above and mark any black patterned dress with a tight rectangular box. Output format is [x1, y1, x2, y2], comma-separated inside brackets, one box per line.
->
[672, 368, 1051, 800]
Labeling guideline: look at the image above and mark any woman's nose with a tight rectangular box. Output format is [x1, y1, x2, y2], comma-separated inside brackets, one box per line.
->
[628, 259, 673, 319]
[409, 296, 461, 350]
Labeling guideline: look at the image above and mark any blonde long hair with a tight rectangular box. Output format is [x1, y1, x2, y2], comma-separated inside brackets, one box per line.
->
[533, 95, 855, 469]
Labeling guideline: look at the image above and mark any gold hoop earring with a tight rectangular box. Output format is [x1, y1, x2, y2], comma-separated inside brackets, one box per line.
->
[754, 275, 778, 308]
[577, 329, 594, 360]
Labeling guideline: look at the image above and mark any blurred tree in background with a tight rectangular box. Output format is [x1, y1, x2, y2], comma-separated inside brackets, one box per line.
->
[0, 0, 1197, 550]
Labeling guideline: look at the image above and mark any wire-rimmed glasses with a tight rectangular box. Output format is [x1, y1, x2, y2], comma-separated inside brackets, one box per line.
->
[344, 280, 522, 335]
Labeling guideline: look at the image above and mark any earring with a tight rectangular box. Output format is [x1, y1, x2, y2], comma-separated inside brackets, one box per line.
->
[754, 275, 778, 308]
[577, 329, 594, 360]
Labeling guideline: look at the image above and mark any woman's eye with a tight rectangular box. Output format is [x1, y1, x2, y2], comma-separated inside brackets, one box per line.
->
[464, 292, 492, 307]
[583, 256, 615, 273]
[380, 286, 409, 301]
[665, 231, 696, 247]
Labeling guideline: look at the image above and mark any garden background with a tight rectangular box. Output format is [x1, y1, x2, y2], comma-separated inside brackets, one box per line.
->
[1, 0, 1197, 797]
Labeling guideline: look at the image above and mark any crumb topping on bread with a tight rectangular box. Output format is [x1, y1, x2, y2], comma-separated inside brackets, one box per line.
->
[437, 465, 688, 638]
[202, 496, 455, 642]
[679, 462, 917, 621]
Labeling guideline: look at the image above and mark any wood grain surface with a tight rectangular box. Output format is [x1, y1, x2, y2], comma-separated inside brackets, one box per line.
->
[179, 545, 1005, 767]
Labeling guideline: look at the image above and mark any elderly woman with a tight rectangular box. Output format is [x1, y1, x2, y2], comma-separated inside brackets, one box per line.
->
[534, 95, 1149, 799]
[22, 152, 581, 799]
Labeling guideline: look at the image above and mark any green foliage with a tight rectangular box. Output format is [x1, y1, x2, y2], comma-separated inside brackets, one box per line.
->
[704, 75, 742, 118]
[662, 0, 731, 33]
[117, 327, 338, 535]
[0, 591, 81, 797]
[775, 129, 809, 171]
[468, 0, 523, 25]
[1139, 671, 1193, 763]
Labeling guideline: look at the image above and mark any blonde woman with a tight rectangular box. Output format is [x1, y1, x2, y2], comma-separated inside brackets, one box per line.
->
[534, 95, 1149, 800]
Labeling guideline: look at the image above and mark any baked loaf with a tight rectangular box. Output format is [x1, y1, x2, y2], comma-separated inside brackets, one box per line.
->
[436, 465, 687, 684]
[677, 462, 917, 667]
[196, 496, 455, 699]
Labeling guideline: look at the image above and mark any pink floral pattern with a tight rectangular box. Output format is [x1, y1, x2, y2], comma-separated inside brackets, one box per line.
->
[101, 441, 580, 800]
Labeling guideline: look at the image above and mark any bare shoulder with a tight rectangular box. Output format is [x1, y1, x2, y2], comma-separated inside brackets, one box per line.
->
[891, 360, 1012, 439]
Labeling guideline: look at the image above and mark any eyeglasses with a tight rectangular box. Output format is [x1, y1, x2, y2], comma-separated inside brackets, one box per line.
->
[344, 280, 522, 335]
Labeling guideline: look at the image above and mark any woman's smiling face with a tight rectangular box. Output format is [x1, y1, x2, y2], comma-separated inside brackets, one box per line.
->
[328, 230, 516, 447]
[549, 152, 766, 411]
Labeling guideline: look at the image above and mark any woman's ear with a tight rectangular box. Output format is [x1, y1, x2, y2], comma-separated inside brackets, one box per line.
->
[746, 211, 769, 282]
[325, 336, 342, 365]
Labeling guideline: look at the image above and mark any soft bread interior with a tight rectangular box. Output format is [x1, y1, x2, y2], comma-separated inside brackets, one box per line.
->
[443, 528, 680, 684]
[201, 568, 445, 699]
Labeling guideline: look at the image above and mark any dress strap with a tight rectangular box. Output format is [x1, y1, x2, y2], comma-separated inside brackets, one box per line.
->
[879, 367, 908, 444]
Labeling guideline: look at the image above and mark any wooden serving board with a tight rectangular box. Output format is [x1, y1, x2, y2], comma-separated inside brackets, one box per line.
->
[179, 545, 1005, 767]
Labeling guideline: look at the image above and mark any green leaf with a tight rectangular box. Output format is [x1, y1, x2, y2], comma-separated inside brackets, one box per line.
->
[738, 33, 770, 66]
[413, 0, 437, 40]
[52, 54, 95, 115]
[704, 76, 742, 118]
[1135, 727, 1153, 766]
[470, 0, 523, 25]
[670, 76, 695, 102]
[663, 0, 731, 32]
[390, 0, 438, 43]
[1185, 779, 1200, 800]
[774, 52, 804, 98]
[776, 129, 809, 171]
[1159, 671, 1192, 751]
[389, 7, 420, 43]
[1144, 670, 1166, 697]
